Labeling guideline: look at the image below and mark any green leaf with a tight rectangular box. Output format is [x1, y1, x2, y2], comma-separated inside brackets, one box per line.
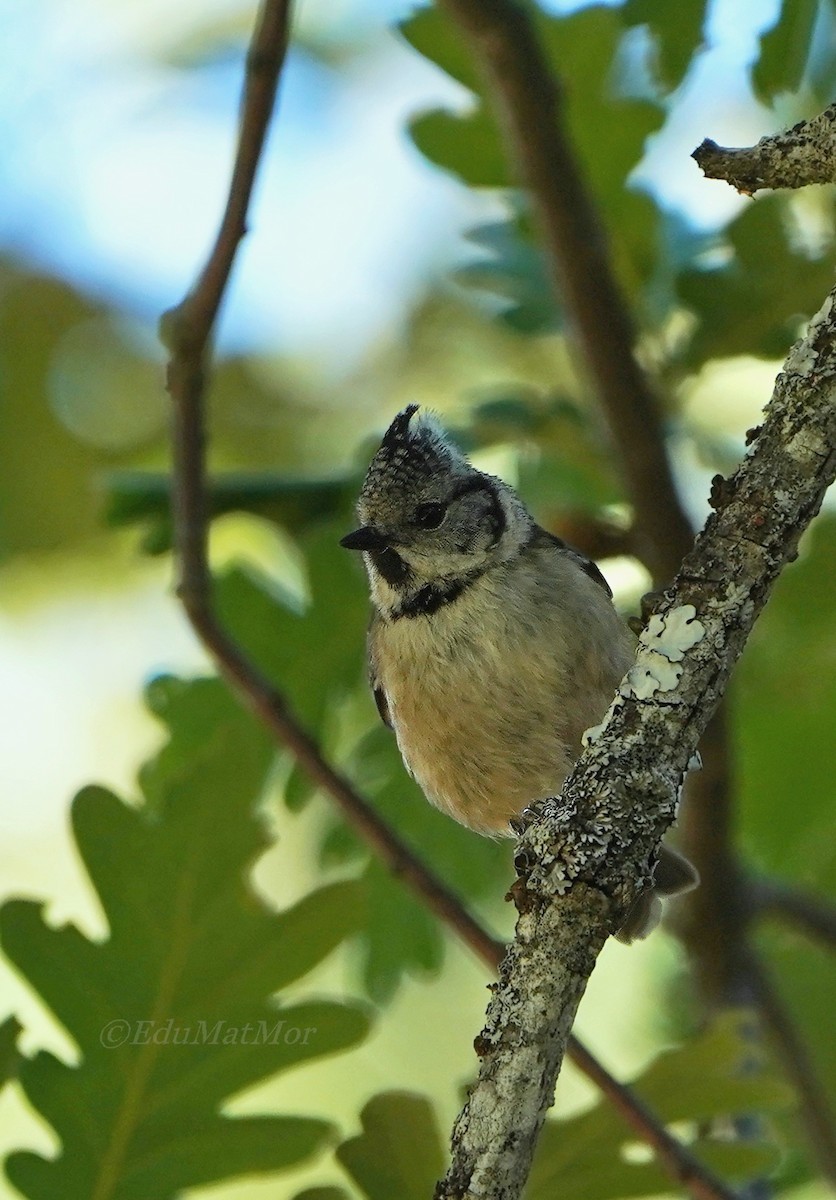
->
[623, 0, 708, 91]
[736, 518, 836, 886]
[1, 677, 370, 1198]
[104, 470, 358, 554]
[215, 522, 368, 735]
[402, 6, 665, 325]
[358, 860, 444, 1004]
[677, 195, 836, 366]
[400, 5, 482, 93]
[409, 107, 512, 189]
[752, 0, 820, 103]
[526, 1013, 792, 1200]
[7, 1116, 333, 1200]
[336, 1092, 446, 1200]
[0, 1015, 22, 1089]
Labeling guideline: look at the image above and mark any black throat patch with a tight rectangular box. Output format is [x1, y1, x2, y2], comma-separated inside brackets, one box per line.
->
[369, 547, 413, 589]
[392, 574, 477, 620]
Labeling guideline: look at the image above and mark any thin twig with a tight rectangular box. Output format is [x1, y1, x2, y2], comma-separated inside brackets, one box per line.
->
[746, 950, 836, 1183]
[693, 104, 836, 194]
[749, 877, 836, 953]
[160, 4, 737, 1198]
[678, 710, 752, 1006]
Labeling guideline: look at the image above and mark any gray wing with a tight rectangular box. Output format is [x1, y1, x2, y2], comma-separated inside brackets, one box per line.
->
[368, 614, 393, 729]
[534, 525, 613, 598]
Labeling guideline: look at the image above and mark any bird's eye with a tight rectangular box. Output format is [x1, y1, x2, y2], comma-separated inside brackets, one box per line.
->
[414, 502, 446, 530]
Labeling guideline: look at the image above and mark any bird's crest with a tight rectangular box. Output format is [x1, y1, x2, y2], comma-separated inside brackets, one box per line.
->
[360, 405, 467, 508]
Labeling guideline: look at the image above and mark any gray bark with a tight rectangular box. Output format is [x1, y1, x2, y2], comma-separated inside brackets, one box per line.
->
[693, 103, 836, 193]
[436, 288, 836, 1199]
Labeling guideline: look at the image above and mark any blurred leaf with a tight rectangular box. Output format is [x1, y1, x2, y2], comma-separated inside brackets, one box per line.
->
[400, 4, 482, 92]
[0, 268, 119, 555]
[623, 0, 708, 91]
[735, 517, 836, 887]
[752, 0, 820, 103]
[733, 516, 836, 1139]
[536, 8, 663, 205]
[455, 220, 559, 335]
[336, 1092, 445, 1200]
[215, 521, 368, 733]
[806, 2, 836, 104]
[402, 6, 664, 318]
[331, 1019, 790, 1200]
[1, 675, 370, 1198]
[677, 195, 835, 366]
[0, 1016, 22, 1089]
[104, 470, 358, 555]
[409, 106, 511, 189]
[751, 938, 836, 1183]
[358, 860, 444, 1004]
[526, 1013, 792, 1199]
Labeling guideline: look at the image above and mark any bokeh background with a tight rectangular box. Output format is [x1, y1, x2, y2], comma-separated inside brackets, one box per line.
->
[1, 0, 835, 1196]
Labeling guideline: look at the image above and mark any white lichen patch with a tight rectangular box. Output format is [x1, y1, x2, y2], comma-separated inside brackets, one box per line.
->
[623, 657, 681, 698]
[619, 605, 706, 699]
[642, 605, 706, 661]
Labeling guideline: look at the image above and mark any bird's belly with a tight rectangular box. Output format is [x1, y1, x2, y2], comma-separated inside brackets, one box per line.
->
[384, 645, 575, 836]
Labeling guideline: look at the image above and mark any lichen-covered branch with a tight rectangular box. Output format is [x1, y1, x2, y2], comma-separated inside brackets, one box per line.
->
[435, 291, 836, 1199]
[693, 103, 836, 194]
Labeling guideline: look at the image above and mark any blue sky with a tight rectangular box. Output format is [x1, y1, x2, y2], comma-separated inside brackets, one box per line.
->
[0, 0, 780, 375]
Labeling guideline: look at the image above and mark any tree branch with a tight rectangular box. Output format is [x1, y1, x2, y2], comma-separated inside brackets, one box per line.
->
[435, 290, 836, 1198]
[678, 710, 751, 1006]
[159, 3, 733, 1197]
[746, 950, 836, 1182]
[430, 0, 777, 1167]
[749, 877, 836, 953]
[693, 104, 836, 194]
[436, 0, 693, 586]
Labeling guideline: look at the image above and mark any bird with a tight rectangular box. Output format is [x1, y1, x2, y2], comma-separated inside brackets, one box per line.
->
[340, 404, 697, 941]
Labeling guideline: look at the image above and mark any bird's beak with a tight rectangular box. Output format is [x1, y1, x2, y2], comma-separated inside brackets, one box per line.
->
[339, 525, 388, 551]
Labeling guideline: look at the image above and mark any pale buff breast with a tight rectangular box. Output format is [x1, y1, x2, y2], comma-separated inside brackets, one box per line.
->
[374, 566, 633, 836]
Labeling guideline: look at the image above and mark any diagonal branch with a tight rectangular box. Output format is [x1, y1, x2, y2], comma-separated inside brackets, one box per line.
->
[693, 103, 836, 194]
[436, 0, 693, 585]
[746, 950, 836, 1181]
[435, 291, 836, 1198]
[431, 0, 774, 1169]
[159, 2, 733, 1198]
[749, 876, 836, 952]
